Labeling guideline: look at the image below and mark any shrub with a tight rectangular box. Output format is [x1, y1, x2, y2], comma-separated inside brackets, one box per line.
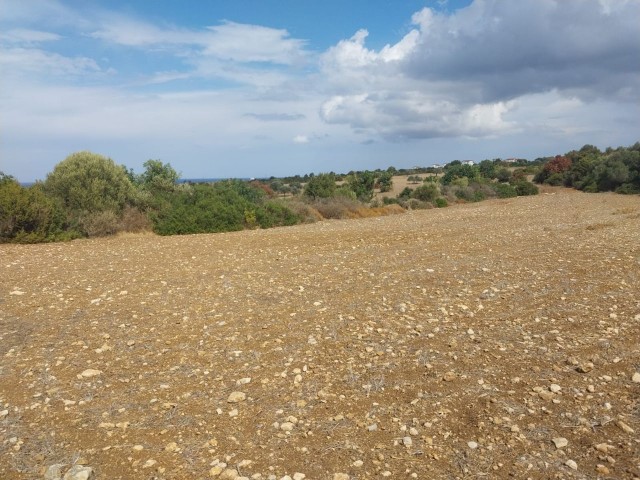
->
[80, 210, 120, 237]
[514, 181, 539, 196]
[256, 200, 301, 228]
[434, 197, 448, 208]
[411, 183, 440, 203]
[492, 183, 518, 198]
[0, 178, 72, 243]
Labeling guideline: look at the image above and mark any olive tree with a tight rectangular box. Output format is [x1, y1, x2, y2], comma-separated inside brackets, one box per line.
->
[44, 151, 137, 235]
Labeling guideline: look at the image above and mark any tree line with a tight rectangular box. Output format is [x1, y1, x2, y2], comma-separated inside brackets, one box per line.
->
[2, 143, 635, 243]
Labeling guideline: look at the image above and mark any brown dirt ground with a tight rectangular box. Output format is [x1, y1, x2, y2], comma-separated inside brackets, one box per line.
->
[1, 189, 639, 480]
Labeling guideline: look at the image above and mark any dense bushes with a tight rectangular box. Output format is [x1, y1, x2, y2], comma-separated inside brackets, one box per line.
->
[0, 175, 72, 243]
[534, 143, 640, 194]
[151, 181, 302, 235]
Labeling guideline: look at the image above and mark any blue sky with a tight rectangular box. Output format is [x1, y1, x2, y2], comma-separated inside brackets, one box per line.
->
[1, 0, 639, 182]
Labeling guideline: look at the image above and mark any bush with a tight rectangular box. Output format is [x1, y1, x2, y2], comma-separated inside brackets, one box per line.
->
[411, 183, 440, 203]
[0, 178, 72, 243]
[80, 210, 120, 237]
[492, 183, 518, 198]
[256, 200, 301, 228]
[434, 197, 448, 208]
[514, 181, 539, 196]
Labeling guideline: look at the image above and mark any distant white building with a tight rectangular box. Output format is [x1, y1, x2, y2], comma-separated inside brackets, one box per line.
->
[461, 160, 475, 166]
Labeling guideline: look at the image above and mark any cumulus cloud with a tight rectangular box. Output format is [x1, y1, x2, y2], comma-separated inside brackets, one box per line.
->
[318, 0, 640, 140]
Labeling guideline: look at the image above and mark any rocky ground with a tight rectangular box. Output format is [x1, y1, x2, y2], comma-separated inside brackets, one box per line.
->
[1, 188, 639, 480]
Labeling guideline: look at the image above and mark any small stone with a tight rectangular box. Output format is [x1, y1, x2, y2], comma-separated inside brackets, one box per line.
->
[594, 443, 612, 453]
[210, 466, 224, 476]
[564, 460, 577, 470]
[220, 469, 239, 480]
[402, 436, 412, 447]
[442, 371, 456, 382]
[333, 474, 350, 480]
[616, 420, 634, 434]
[352, 460, 364, 467]
[280, 422, 295, 432]
[293, 474, 306, 480]
[44, 464, 65, 480]
[552, 437, 568, 449]
[77, 369, 102, 379]
[467, 441, 478, 449]
[165, 442, 179, 452]
[595, 464, 609, 475]
[367, 423, 378, 431]
[576, 363, 593, 373]
[632, 372, 640, 383]
[227, 391, 246, 403]
[63, 466, 94, 480]
[0, 409, 8, 418]
[549, 384, 561, 393]
[132, 445, 144, 451]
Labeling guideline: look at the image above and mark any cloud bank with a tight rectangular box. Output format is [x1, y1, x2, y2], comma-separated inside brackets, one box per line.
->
[0, 0, 638, 180]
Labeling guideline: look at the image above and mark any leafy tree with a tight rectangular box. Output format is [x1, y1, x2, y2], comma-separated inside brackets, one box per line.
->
[347, 170, 376, 202]
[377, 171, 393, 192]
[478, 159, 497, 179]
[441, 164, 480, 185]
[303, 173, 336, 200]
[44, 151, 137, 220]
[140, 159, 179, 193]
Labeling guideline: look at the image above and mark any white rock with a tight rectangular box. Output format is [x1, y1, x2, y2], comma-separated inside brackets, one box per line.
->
[549, 384, 562, 393]
[564, 459, 578, 470]
[44, 464, 65, 480]
[553, 437, 568, 449]
[402, 436, 412, 447]
[77, 369, 102, 379]
[467, 441, 478, 449]
[63, 466, 94, 480]
[632, 372, 640, 383]
[227, 391, 246, 403]
[280, 422, 295, 431]
[293, 473, 306, 480]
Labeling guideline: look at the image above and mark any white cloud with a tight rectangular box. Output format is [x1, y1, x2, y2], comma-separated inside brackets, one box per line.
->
[0, 47, 101, 76]
[293, 135, 310, 144]
[1, 28, 61, 44]
[317, 0, 640, 140]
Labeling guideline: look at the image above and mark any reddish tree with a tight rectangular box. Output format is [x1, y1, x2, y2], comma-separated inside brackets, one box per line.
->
[543, 155, 572, 174]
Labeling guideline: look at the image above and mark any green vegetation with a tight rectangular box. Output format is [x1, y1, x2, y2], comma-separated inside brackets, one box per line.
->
[534, 143, 640, 194]
[2, 142, 634, 244]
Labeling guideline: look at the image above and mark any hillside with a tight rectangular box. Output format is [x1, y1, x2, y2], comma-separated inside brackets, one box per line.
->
[1, 189, 639, 479]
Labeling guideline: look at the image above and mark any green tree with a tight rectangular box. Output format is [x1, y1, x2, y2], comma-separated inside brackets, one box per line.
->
[441, 164, 480, 185]
[347, 170, 376, 202]
[44, 151, 136, 216]
[303, 173, 336, 200]
[140, 159, 179, 193]
[377, 171, 393, 192]
[43, 151, 138, 236]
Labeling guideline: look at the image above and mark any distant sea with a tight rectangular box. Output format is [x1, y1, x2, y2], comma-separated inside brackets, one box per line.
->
[19, 178, 251, 187]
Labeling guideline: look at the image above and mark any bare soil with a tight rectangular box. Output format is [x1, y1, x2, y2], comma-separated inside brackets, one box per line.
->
[1, 189, 639, 479]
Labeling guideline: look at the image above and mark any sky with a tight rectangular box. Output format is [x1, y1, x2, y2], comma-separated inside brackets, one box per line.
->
[1, 0, 639, 182]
